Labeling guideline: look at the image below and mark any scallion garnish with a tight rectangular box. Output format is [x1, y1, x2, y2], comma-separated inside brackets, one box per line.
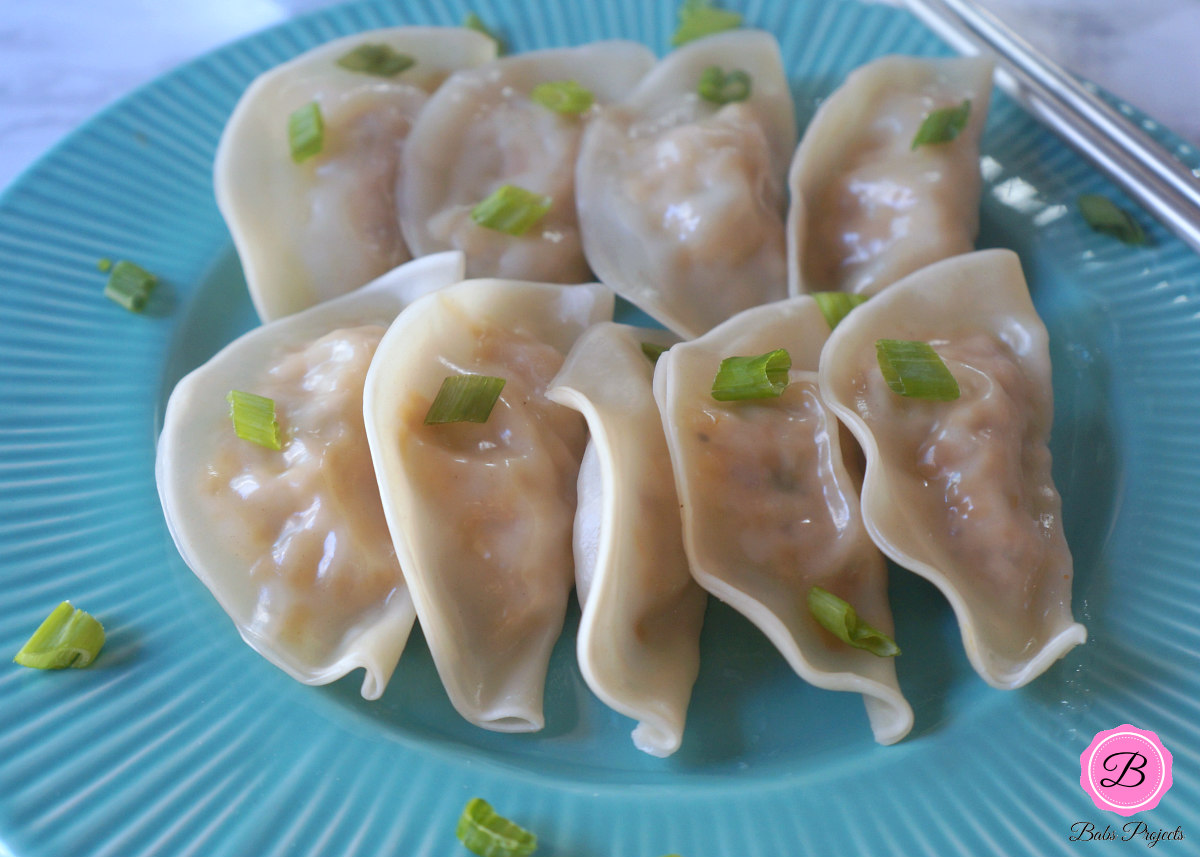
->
[697, 66, 752, 105]
[104, 260, 158, 312]
[455, 798, 537, 857]
[13, 602, 105, 669]
[288, 101, 325, 163]
[875, 339, 960, 401]
[531, 80, 595, 115]
[97, 257, 112, 273]
[335, 43, 416, 77]
[812, 292, 867, 330]
[807, 586, 900, 657]
[227, 390, 283, 450]
[424, 375, 506, 425]
[470, 185, 552, 236]
[464, 12, 505, 54]
[641, 342, 669, 365]
[911, 99, 971, 149]
[1078, 194, 1147, 245]
[711, 348, 791, 401]
[671, 0, 742, 47]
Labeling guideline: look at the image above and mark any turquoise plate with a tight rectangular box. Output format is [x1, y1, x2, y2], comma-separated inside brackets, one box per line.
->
[2, 1, 1198, 854]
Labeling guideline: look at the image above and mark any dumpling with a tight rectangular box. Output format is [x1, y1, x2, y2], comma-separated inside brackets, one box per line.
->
[654, 294, 913, 745]
[156, 252, 466, 699]
[787, 55, 994, 297]
[363, 278, 614, 731]
[215, 27, 497, 321]
[546, 323, 707, 757]
[399, 42, 656, 282]
[576, 30, 796, 338]
[818, 249, 1087, 688]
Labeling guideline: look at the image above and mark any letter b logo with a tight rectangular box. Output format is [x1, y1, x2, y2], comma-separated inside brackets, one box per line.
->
[1081, 726, 1173, 816]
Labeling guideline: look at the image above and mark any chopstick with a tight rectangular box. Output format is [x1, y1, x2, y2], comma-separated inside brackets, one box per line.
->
[903, 0, 1200, 255]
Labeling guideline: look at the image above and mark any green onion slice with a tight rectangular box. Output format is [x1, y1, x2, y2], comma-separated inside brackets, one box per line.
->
[464, 12, 505, 54]
[807, 586, 900, 658]
[425, 375, 506, 425]
[875, 339, 960, 401]
[671, 0, 742, 47]
[104, 259, 158, 312]
[1078, 194, 1148, 245]
[812, 291, 867, 330]
[455, 798, 537, 857]
[97, 257, 112, 273]
[227, 390, 283, 450]
[288, 101, 325, 163]
[711, 348, 791, 401]
[641, 341, 669, 365]
[14, 602, 106, 669]
[910, 99, 971, 149]
[531, 80, 595, 115]
[470, 185, 552, 236]
[697, 66, 752, 105]
[335, 43, 416, 77]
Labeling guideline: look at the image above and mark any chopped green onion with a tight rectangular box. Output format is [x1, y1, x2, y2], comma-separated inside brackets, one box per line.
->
[641, 341, 669, 365]
[14, 602, 106, 669]
[227, 390, 283, 450]
[455, 798, 537, 857]
[288, 101, 325, 163]
[875, 339, 960, 401]
[671, 0, 742, 47]
[697, 66, 752, 105]
[425, 375, 506, 424]
[711, 348, 791, 401]
[1078, 194, 1147, 245]
[335, 43, 416, 77]
[530, 80, 595, 115]
[807, 586, 900, 658]
[812, 291, 867, 330]
[911, 99, 971, 149]
[470, 185, 552, 236]
[104, 260, 158, 312]
[464, 12, 505, 54]
[96, 257, 112, 272]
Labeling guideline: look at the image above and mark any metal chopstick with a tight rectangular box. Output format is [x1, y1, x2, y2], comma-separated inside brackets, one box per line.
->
[903, 0, 1200, 255]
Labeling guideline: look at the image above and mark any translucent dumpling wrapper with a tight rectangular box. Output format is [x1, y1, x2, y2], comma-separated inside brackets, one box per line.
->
[156, 252, 467, 699]
[546, 323, 707, 757]
[654, 295, 913, 745]
[787, 55, 994, 297]
[818, 249, 1087, 688]
[576, 30, 796, 338]
[215, 27, 497, 321]
[400, 41, 656, 283]
[363, 278, 614, 731]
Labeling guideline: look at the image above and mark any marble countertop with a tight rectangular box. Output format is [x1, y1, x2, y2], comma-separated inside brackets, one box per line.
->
[1, 0, 1197, 192]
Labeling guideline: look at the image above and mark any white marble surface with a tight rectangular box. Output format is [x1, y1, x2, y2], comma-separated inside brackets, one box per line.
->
[1, 0, 1198, 192]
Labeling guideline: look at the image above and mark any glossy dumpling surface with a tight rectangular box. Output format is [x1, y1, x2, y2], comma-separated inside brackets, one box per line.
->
[215, 27, 496, 321]
[819, 249, 1086, 688]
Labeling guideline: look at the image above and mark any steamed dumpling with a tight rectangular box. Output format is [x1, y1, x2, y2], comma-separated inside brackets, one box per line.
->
[787, 55, 994, 296]
[215, 28, 497, 321]
[546, 323, 707, 757]
[400, 42, 656, 282]
[363, 278, 614, 731]
[156, 252, 466, 699]
[818, 249, 1086, 687]
[654, 294, 912, 745]
[576, 30, 796, 338]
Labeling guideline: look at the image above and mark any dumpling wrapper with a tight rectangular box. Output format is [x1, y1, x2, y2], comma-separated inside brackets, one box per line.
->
[546, 323, 707, 757]
[215, 27, 497, 321]
[576, 30, 796, 338]
[654, 295, 912, 745]
[400, 41, 656, 283]
[787, 55, 993, 297]
[157, 252, 466, 699]
[364, 278, 614, 731]
[818, 249, 1087, 688]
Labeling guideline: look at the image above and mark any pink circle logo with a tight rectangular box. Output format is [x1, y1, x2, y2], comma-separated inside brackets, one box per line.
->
[1080, 725, 1174, 816]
